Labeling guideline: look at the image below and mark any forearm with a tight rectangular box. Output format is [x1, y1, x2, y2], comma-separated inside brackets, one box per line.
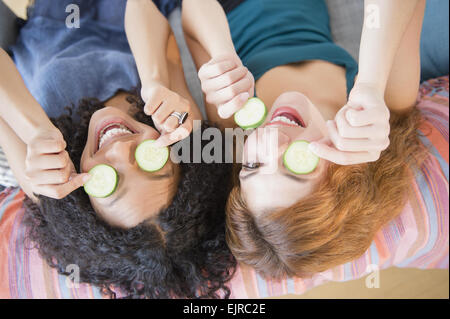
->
[0, 118, 34, 198]
[182, 0, 236, 57]
[357, 0, 420, 92]
[0, 49, 56, 144]
[125, 0, 171, 89]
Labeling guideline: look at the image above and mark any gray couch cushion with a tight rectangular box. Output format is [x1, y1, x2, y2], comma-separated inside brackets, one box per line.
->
[168, 7, 207, 119]
[325, 0, 364, 62]
[0, 0, 19, 51]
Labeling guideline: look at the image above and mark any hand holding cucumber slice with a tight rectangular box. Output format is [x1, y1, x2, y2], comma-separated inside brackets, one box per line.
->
[135, 140, 169, 172]
[283, 141, 320, 175]
[84, 164, 118, 198]
[234, 97, 267, 130]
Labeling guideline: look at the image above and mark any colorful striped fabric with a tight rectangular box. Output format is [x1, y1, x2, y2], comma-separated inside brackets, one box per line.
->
[0, 77, 448, 299]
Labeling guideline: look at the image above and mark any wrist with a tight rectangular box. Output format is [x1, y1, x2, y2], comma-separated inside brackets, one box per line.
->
[208, 43, 237, 60]
[26, 122, 59, 145]
[141, 80, 168, 103]
[141, 71, 169, 90]
[352, 81, 385, 97]
[4, 99, 57, 145]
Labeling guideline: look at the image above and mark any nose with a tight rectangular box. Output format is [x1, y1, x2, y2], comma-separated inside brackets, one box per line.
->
[245, 128, 291, 164]
[104, 139, 137, 168]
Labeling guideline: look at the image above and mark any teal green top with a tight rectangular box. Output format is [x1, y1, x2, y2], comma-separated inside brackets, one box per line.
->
[227, 0, 358, 95]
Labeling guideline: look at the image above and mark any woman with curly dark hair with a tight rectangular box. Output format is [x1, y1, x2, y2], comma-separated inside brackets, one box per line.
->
[0, 0, 235, 298]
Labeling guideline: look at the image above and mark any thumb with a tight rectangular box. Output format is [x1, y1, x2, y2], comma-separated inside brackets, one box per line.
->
[154, 125, 191, 148]
[310, 136, 333, 148]
[64, 173, 91, 193]
[48, 173, 91, 199]
[308, 137, 335, 160]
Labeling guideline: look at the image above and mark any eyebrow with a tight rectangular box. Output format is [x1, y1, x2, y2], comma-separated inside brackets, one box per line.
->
[145, 172, 173, 181]
[240, 170, 307, 183]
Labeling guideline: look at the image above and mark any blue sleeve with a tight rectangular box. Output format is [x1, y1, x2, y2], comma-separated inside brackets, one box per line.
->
[152, 0, 181, 18]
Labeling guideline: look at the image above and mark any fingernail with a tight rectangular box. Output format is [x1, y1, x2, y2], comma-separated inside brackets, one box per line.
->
[153, 139, 163, 148]
[218, 107, 227, 119]
[309, 142, 317, 151]
[82, 174, 92, 184]
[241, 92, 250, 102]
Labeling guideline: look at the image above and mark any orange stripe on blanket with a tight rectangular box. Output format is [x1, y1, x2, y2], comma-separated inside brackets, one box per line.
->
[419, 120, 449, 164]
[0, 190, 25, 298]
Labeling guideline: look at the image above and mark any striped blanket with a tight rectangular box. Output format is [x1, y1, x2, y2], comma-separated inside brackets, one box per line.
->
[0, 77, 448, 299]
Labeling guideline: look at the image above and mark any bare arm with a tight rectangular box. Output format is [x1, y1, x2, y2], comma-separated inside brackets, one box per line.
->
[182, 0, 254, 120]
[0, 48, 57, 143]
[0, 48, 55, 198]
[0, 48, 88, 199]
[311, 0, 423, 165]
[0, 118, 34, 197]
[357, 0, 421, 92]
[182, 0, 236, 57]
[125, 0, 196, 146]
[125, 0, 171, 89]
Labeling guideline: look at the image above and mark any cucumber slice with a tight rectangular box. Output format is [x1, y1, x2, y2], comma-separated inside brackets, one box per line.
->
[283, 141, 320, 175]
[135, 140, 169, 172]
[84, 164, 118, 198]
[234, 97, 267, 130]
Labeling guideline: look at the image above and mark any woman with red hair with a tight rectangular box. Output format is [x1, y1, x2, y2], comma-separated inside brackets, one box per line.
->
[182, 0, 429, 277]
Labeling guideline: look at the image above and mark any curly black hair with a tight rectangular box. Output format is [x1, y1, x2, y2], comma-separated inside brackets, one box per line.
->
[23, 91, 236, 299]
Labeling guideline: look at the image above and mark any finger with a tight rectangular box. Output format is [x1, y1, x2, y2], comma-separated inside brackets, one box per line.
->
[346, 107, 389, 127]
[154, 120, 193, 147]
[31, 166, 73, 185]
[199, 60, 237, 80]
[30, 138, 66, 155]
[218, 92, 250, 119]
[206, 76, 253, 105]
[143, 94, 163, 116]
[335, 108, 374, 139]
[201, 66, 248, 93]
[337, 107, 390, 140]
[247, 73, 255, 98]
[31, 151, 70, 170]
[163, 115, 180, 133]
[38, 173, 91, 199]
[335, 108, 357, 138]
[329, 120, 385, 152]
[309, 138, 379, 165]
[151, 101, 174, 127]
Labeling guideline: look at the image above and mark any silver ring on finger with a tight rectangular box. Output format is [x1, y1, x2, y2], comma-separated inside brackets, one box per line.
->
[170, 111, 189, 125]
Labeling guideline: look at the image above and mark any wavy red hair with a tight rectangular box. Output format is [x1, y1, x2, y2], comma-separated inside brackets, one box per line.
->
[226, 108, 429, 278]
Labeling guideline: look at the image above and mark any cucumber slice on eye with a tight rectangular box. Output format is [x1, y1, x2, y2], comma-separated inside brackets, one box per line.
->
[234, 97, 267, 130]
[283, 141, 320, 175]
[135, 140, 170, 172]
[84, 164, 118, 198]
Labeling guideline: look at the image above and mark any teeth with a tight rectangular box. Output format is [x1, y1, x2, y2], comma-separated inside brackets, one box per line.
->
[98, 124, 133, 149]
[270, 116, 300, 126]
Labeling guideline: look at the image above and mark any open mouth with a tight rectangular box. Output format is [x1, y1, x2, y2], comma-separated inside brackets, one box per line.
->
[267, 107, 306, 128]
[95, 120, 137, 152]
